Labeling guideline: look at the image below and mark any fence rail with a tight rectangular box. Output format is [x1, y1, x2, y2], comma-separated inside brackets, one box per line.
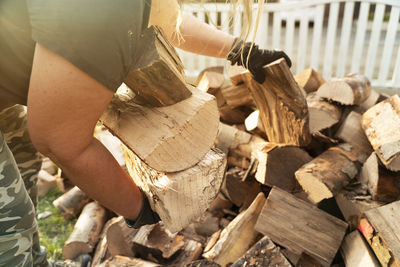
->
[178, 0, 400, 91]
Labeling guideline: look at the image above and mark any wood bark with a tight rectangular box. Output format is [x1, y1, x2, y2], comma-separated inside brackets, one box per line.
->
[316, 74, 371, 105]
[255, 187, 348, 266]
[361, 201, 400, 267]
[202, 193, 266, 266]
[335, 111, 373, 154]
[294, 68, 326, 93]
[101, 86, 219, 172]
[244, 110, 266, 138]
[361, 95, 400, 171]
[123, 26, 191, 107]
[253, 142, 312, 192]
[242, 58, 310, 146]
[340, 230, 380, 267]
[220, 83, 255, 109]
[306, 92, 341, 133]
[231, 236, 292, 267]
[360, 152, 400, 202]
[98, 256, 159, 267]
[124, 147, 226, 233]
[106, 216, 138, 257]
[53, 186, 90, 220]
[92, 219, 113, 267]
[63, 202, 107, 260]
[295, 144, 367, 204]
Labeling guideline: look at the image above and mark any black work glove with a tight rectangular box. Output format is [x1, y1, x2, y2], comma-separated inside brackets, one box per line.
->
[125, 190, 161, 229]
[227, 38, 292, 83]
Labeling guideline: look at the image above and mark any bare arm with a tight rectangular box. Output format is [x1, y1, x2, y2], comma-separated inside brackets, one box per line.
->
[27, 44, 142, 221]
[170, 13, 235, 58]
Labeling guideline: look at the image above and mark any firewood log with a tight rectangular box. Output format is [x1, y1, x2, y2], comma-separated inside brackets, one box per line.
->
[41, 157, 57, 175]
[38, 170, 57, 197]
[106, 216, 138, 257]
[255, 187, 348, 266]
[196, 67, 225, 95]
[359, 201, 400, 267]
[169, 239, 203, 266]
[92, 219, 113, 267]
[242, 58, 310, 146]
[361, 95, 400, 171]
[53, 186, 90, 220]
[295, 144, 368, 204]
[98, 256, 159, 267]
[306, 92, 341, 133]
[253, 142, 312, 192]
[101, 86, 218, 172]
[123, 26, 191, 107]
[218, 104, 249, 125]
[203, 193, 266, 266]
[63, 202, 107, 260]
[294, 68, 326, 93]
[244, 110, 266, 138]
[356, 89, 380, 113]
[228, 65, 247, 85]
[220, 83, 254, 109]
[316, 74, 371, 105]
[124, 148, 226, 233]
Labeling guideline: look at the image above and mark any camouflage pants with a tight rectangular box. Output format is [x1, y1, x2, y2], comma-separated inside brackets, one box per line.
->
[0, 105, 48, 267]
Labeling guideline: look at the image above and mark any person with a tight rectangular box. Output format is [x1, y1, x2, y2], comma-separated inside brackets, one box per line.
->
[0, 0, 291, 266]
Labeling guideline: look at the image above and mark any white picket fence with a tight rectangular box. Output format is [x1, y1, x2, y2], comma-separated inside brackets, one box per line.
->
[178, 0, 400, 91]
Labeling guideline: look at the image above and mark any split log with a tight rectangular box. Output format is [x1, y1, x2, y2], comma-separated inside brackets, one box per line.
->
[220, 83, 254, 109]
[253, 142, 312, 192]
[132, 223, 185, 263]
[196, 67, 225, 95]
[203, 193, 266, 266]
[63, 202, 107, 260]
[360, 201, 400, 267]
[357, 89, 380, 113]
[53, 186, 90, 220]
[98, 256, 159, 267]
[340, 230, 380, 267]
[242, 58, 310, 146]
[335, 111, 373, 154]
[255, 187, 348, 266]
[92, 219, 113, 267]
[228, 65, 247, 85]
[101, 86, 218, 172]
[361, 95, 400, 171]
[316, 74, 371, 105]
[106, 216, 138, 257]
[218, 104, 249, 125]
[123, 26, 191, 107]
[185, 260, 221, 267]
[244, 110, 266, 138]
[306, 92, 341, 133]
[41, 157, 57, 175]
[194, 212, 220, 237]
[231, 236, 292, 267]
[95, 129, 125, 167]
[360, 152, 400, 202]
[169, 239, 203, 266]
[38, 170, 57, 197]
[294, 68, 325, 93]
[124, 148, 226, 233]
[295, 144, 367, 204]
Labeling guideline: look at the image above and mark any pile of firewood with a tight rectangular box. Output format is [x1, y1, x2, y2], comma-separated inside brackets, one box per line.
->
[38, 26, 400, 267]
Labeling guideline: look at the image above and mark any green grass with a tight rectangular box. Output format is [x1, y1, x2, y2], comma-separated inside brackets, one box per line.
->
[37, 188, 77, 260]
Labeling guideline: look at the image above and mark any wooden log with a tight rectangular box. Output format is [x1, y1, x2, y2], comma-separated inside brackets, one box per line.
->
[203, 193, 266, 266]
[360, 201, 400, 267]
[95, 129, 125, 167]
[41, 157, 57, 175]
[123, 26, 191, 107]
[341, 230, 380, 267]
[228, 65, 247, 85]
[356, 89, 381, 113]
[98, 256, 159, 267]
[335, 111, 373, 154]
[101, 86, 218, 172]
[253, 142, 312, 192]
[242, 58, 311, 146]
[63, 202, 107, 260]
[196, 67, 225, 95]
[255, 187, 348, 266]
[294, 68, 326, 93]
[244, 110, 266, 138]
[185, 260, 221, 267]
[316, 74, 371, 105]
[132, 223, 185, 263]
[218, 104, 249, 125]
[295, 144, 367, 204]
[306, 92, 341, 133]
[360, 152, 400, 202]
[361, 95, 400, 171]
[106, 216, 138, 257]
[53, 186, 90, 220]
[231, 236, 292, 267]
[124, 148, 226, 233]
[38, 170, 57, 197]
[169, 239, 203, 266]
[220, 83, 255, 109]
[92, 219, 113, 267]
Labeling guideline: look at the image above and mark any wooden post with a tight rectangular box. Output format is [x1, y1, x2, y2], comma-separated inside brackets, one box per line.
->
[242, 58, 311, 146]
[362, 95, 400, 171]
[255, 187, 348, 266]
[101, 86, 219, 172]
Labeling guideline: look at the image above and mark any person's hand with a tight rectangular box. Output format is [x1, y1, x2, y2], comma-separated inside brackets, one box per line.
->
[227, 39, 292, 83]
[125, 190, 161, 229]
